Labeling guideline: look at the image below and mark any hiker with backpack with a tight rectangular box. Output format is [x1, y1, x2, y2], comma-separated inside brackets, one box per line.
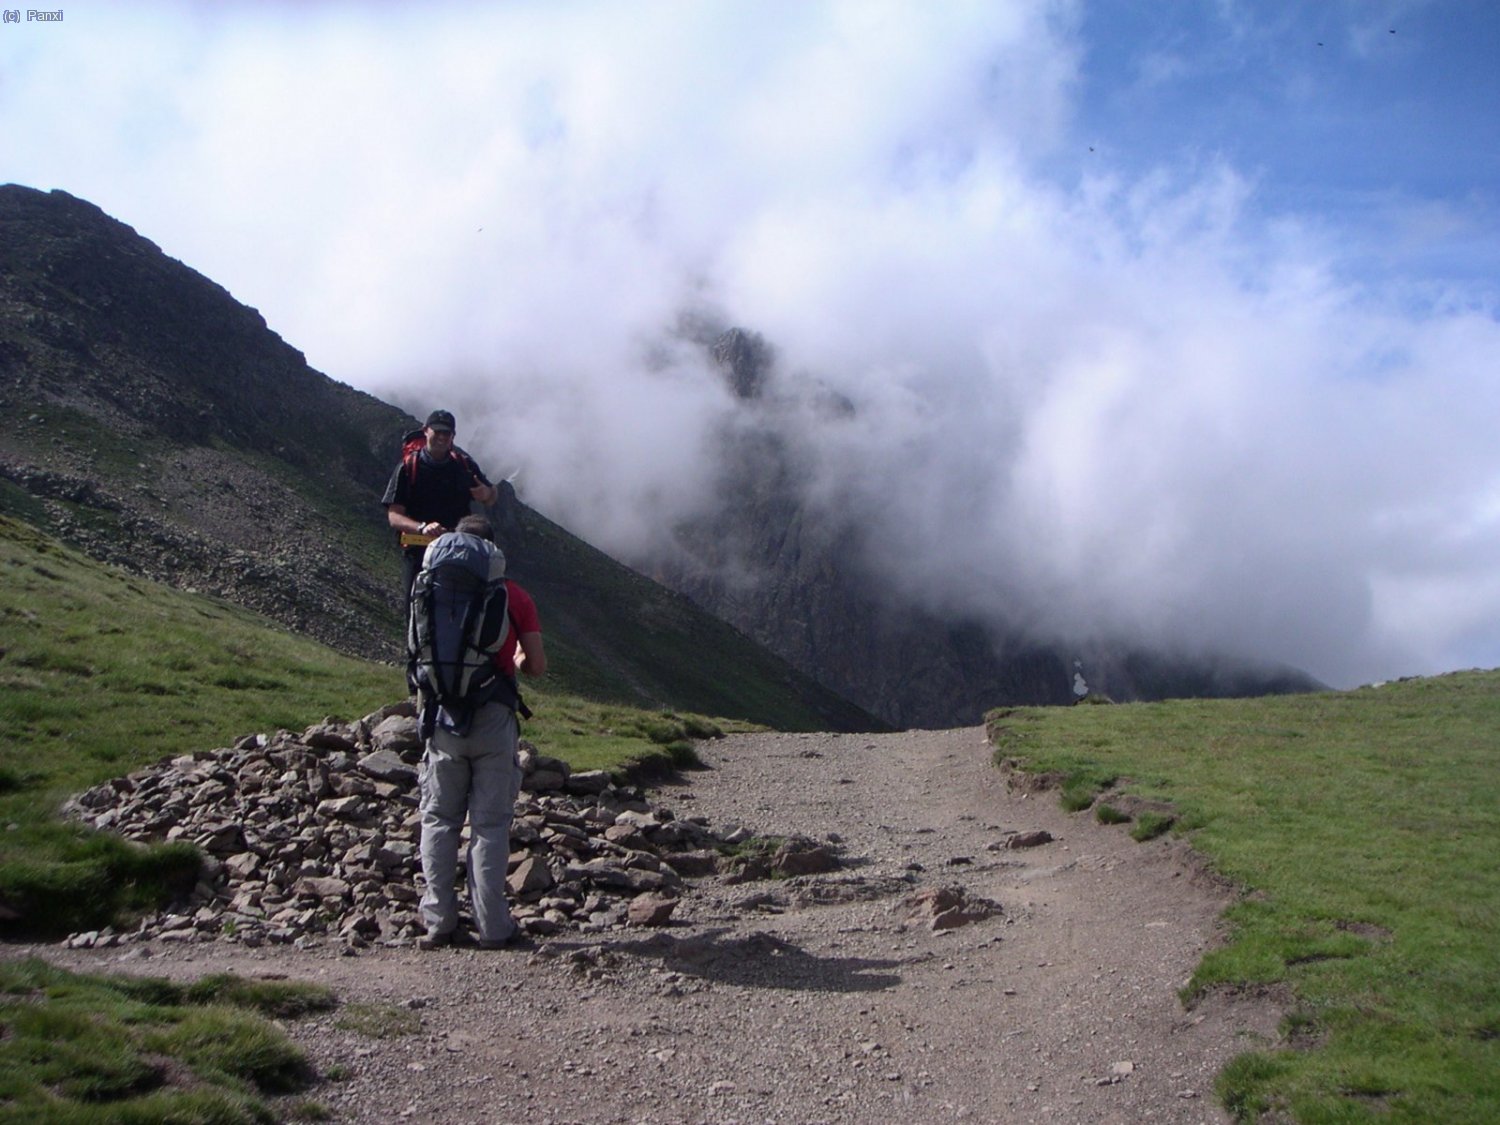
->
[408, 513, 546, 950]
[381, 409, 499, 619]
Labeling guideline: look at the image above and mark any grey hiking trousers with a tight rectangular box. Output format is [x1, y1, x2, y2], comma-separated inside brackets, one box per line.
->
[418, 701, 521, 943]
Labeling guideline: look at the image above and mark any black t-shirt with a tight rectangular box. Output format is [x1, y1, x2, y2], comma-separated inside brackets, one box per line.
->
[381, 449, 492, 533]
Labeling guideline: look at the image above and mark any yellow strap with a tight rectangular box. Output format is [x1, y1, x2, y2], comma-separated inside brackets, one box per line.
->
[399, 532, 436, 548]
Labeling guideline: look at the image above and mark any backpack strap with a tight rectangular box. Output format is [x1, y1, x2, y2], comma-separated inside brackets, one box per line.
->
[399, 428, 427, 495]
[453, 446, 483, 489]
[479, 671, 533, 723]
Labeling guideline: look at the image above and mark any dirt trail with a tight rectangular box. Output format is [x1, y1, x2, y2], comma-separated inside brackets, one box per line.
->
[20, 725, 1282, 1123]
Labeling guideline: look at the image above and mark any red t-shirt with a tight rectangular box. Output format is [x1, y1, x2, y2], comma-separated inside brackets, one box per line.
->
[496, 580, 540, 676]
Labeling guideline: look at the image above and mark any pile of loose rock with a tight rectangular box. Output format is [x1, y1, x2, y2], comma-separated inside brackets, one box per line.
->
[63, 701, 806, 951]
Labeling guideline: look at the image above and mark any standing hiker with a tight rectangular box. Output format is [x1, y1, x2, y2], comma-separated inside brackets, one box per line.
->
[410, 513, 547, 950]
[382, 409, 499, 619]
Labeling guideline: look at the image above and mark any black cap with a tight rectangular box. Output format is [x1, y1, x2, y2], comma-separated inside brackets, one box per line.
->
[425, 409, 456, 433]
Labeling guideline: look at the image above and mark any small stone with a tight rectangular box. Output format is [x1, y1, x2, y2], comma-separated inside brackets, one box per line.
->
[507, 856, 555, 896]
[319, 796, 374, 822]
[357, 750, 417, 786]
[626, 893, 677, 927]
[564, 769, 612, 795]
[525, 769, 566, 793]
[1007, 830, 1054, 849]
[294, 876, 352, 901]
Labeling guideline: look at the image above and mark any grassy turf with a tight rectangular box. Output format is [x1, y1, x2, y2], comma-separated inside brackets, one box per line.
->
[0, 957, 335, 1122]
[987, 673, 1500, 1123]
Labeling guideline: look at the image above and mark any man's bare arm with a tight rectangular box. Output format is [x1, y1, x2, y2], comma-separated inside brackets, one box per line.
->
[387, 503, 436, 535]
[515, 632, 547, 678]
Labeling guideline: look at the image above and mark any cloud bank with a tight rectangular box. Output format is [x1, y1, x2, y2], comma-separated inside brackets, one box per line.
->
[5, 0, 1499, 687]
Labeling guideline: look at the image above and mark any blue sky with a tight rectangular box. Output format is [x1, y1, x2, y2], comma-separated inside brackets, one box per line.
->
[1069, 1, 1500, 289]
[2, 1, 1498, 688]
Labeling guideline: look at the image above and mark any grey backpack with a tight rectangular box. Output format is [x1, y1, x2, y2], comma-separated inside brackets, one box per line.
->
[406, 531, 526, 737]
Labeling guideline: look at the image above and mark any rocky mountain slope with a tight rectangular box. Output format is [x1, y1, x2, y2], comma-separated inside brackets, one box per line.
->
[0, 184, 878, 732]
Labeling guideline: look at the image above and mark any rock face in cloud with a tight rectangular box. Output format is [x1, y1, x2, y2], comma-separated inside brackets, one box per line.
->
[633, 322, 1322, 727]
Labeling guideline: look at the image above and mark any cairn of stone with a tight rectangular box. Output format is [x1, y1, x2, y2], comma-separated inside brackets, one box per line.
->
[63, 701, 761, 950]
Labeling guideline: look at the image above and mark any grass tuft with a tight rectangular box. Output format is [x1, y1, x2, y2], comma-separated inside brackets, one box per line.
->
[1130, 811, 1176, 841]
[142, 1005, 315, 1095]
[179, 975, 339, 1020]
[333, 1002, 422, 1039]
[0, 833, 201, 938]
[1095, 803, 1131, 825]
[1058, 767, 1117, 811]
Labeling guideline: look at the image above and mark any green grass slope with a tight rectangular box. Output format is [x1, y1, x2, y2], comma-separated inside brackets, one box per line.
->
[988, 676, 1500, 1124]
[0, 514, 405, 936]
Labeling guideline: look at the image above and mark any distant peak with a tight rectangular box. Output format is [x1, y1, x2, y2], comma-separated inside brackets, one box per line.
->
[710, 327, 773, 401]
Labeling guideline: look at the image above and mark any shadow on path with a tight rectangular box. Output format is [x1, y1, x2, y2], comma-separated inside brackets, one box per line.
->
[574, 928, 904, 993]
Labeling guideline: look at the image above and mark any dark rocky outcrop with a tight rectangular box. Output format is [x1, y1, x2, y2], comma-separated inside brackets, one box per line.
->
[0, 187, 404, 650]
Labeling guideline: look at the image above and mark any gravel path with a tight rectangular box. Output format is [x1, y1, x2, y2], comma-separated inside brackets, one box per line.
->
[19, 725, 1282, 1123]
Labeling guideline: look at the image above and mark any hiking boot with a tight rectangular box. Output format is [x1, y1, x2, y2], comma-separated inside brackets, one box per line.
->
[416, 930, 453, 951]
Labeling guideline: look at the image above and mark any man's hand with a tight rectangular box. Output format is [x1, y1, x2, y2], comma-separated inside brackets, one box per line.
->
[471, 482, 498, 505]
